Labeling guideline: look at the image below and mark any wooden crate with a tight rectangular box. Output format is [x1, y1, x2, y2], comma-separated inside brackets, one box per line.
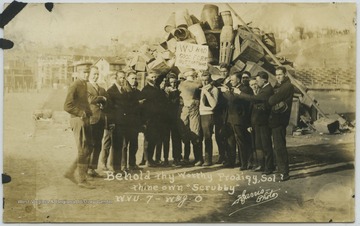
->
[238, 39, 264, 63]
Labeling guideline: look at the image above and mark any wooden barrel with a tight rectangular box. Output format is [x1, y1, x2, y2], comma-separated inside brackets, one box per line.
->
[200, 4, 220, 30]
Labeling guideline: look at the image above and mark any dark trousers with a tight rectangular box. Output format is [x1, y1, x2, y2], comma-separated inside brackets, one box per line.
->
[200, 114, 215, 163]
[182, 139, 202, 162]
[254, 125, 274, 172]
[144, 121, 166, 163]
[89, 120, 105, 170]
[183, 141, 191, 161]
[272, 126, 289, 175]
[214, 112, 227, 161]
[99, 128, 113, 170]
[122, 127, 139, 169]
[227, 124, 252, 168]
[156, 120, 182, 161]
[70, 117, 92, 166]
[112, 124, 126, 171]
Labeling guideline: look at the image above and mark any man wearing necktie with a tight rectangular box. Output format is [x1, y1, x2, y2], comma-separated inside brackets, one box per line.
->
[87, 66, 108, 178]
[233, 72, 275, 174]
[220, 72, 253, 170]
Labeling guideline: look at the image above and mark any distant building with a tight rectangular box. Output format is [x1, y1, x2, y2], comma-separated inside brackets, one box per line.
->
[37, 55, 73, 88]
[93, 57, 126, 88]
[4, 57, 35, 92]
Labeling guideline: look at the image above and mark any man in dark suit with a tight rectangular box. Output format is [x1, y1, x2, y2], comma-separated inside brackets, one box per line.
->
[87, 66, 108, 177]
[268, 66, 295, 181]
[233, 72, 275, 174]
[122, 70, 143, 170]
[162, 73, 182, 166]
[63, 65, 95, 189]
[221, 72, 253, 169]
[106, 70, 128, 173]
[140, 71, 168, 167]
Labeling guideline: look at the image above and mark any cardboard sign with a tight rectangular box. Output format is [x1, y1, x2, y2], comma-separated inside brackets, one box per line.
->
[175, 42, 208, 70]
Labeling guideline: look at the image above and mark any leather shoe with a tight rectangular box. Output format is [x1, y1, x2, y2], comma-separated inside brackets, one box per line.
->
[88, 170, 106, 178]
[203, 162, 212, 167]
[222, 163, 235, 168]
[64, 172, 77, 184]
[146, 161, 157, 167]
[239, 166, 248, 171]
[262, 171, 273, 175]
[215, 157, 225, 164]
[194, 161, 204, 166]
[78, 181, 96, 189]
[129, 165, 142, 170]
[253, 166, 264, 172]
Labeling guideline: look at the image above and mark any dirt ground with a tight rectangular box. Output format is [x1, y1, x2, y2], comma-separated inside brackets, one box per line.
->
[3, 88, 355, 223]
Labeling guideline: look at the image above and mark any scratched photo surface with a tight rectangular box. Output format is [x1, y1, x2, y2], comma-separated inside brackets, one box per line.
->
[2, 2, 356, 223]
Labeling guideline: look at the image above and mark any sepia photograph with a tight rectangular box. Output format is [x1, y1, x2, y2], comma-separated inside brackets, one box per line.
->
[1, 1, 356, 223]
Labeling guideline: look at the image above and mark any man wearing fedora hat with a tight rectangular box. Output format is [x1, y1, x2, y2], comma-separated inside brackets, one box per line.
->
[64, 64, 95, 189]
[268, 66, 294, 181]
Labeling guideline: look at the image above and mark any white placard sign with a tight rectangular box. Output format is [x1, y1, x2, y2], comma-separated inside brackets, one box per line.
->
[175, 42, 208, 70]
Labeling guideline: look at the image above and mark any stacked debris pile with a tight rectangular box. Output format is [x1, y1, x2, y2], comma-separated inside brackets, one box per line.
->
[123, 3, 351, 135]
[124, 4, 291, 82]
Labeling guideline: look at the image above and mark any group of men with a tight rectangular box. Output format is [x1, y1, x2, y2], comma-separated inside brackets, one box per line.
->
[63, 64, 294, 189]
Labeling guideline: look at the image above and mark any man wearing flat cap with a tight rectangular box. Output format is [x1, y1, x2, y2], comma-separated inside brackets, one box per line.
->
[233, 71, 275, 174]
[64, 64, 95, 189]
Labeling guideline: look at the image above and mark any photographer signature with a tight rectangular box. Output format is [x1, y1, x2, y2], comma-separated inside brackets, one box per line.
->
[229, 188, 280, 216]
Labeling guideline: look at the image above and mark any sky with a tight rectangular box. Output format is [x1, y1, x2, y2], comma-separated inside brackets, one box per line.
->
[2, 2, 357, 48]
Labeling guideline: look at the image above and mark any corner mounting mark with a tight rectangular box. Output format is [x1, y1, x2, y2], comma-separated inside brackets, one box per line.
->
[0, 1, 27, 28]
[0, 38, 14, 50]
[2, 174, 11, 184]
[45, 2, 54, 12]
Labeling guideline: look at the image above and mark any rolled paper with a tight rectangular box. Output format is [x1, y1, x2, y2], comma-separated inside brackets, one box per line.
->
[164, 12, 176, 33]
[188, 23, 207, 45]
[220, 11, 233, 26]
[175, 9, 192, 28]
